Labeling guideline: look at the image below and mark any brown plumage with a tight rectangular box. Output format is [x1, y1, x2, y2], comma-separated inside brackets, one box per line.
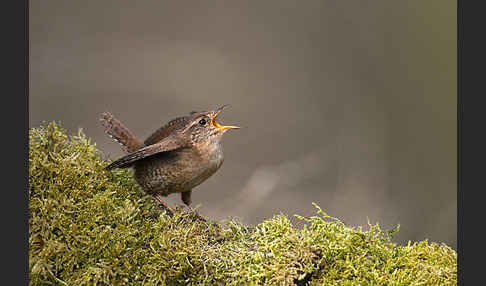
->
[101, 112, 144, 153]
[101, 105, 239, 209]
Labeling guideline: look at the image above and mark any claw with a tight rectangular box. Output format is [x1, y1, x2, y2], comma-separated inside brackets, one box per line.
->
[187, 205, 206, 222]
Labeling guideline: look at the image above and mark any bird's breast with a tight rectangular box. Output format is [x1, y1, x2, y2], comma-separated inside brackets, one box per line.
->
[199, 141, 224, 171]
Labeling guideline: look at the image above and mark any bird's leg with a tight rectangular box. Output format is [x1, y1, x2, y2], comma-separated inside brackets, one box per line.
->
[152, 195, 175, 216]
[181, 190, 192, 206]
[181, 190, 206, 222]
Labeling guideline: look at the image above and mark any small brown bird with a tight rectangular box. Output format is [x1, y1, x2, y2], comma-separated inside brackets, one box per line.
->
[101, 105, 239, 212]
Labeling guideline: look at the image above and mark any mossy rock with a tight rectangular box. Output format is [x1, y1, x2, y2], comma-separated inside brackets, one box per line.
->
[29, 122, 457, 285]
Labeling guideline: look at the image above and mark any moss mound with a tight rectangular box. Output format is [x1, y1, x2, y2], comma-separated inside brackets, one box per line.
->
[29, 122, 457, 285]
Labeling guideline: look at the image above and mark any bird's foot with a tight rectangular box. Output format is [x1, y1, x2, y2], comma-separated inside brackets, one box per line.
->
[152, 195, 175, 216]
[186, 205, 207, 222]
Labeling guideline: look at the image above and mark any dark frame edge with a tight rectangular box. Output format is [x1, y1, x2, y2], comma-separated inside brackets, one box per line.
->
[457, 0, 463, 285]
[25, 0, 30, 284]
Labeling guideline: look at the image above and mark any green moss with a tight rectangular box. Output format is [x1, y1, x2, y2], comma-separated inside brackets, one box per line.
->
[29, 122, 457, 285]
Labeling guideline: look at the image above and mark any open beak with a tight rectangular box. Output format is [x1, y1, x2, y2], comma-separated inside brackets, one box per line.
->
[211, 104, 240, 132]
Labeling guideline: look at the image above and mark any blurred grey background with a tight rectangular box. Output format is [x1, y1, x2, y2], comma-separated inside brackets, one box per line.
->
[29, 1, 456, 248]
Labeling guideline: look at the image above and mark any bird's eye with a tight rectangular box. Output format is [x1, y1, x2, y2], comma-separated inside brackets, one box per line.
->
[199, 119, 207, 126]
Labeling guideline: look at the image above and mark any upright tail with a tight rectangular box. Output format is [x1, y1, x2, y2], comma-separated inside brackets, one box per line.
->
[100, 112, 144, 154]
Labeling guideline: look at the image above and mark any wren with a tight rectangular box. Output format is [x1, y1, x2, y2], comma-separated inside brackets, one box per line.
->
[101, 105, 239, 211]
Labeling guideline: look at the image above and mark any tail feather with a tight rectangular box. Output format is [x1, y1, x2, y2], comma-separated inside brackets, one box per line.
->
[100, 112, 144, 154]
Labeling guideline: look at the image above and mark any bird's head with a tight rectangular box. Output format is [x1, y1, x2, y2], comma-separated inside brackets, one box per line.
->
[182, 104, 239, 144]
